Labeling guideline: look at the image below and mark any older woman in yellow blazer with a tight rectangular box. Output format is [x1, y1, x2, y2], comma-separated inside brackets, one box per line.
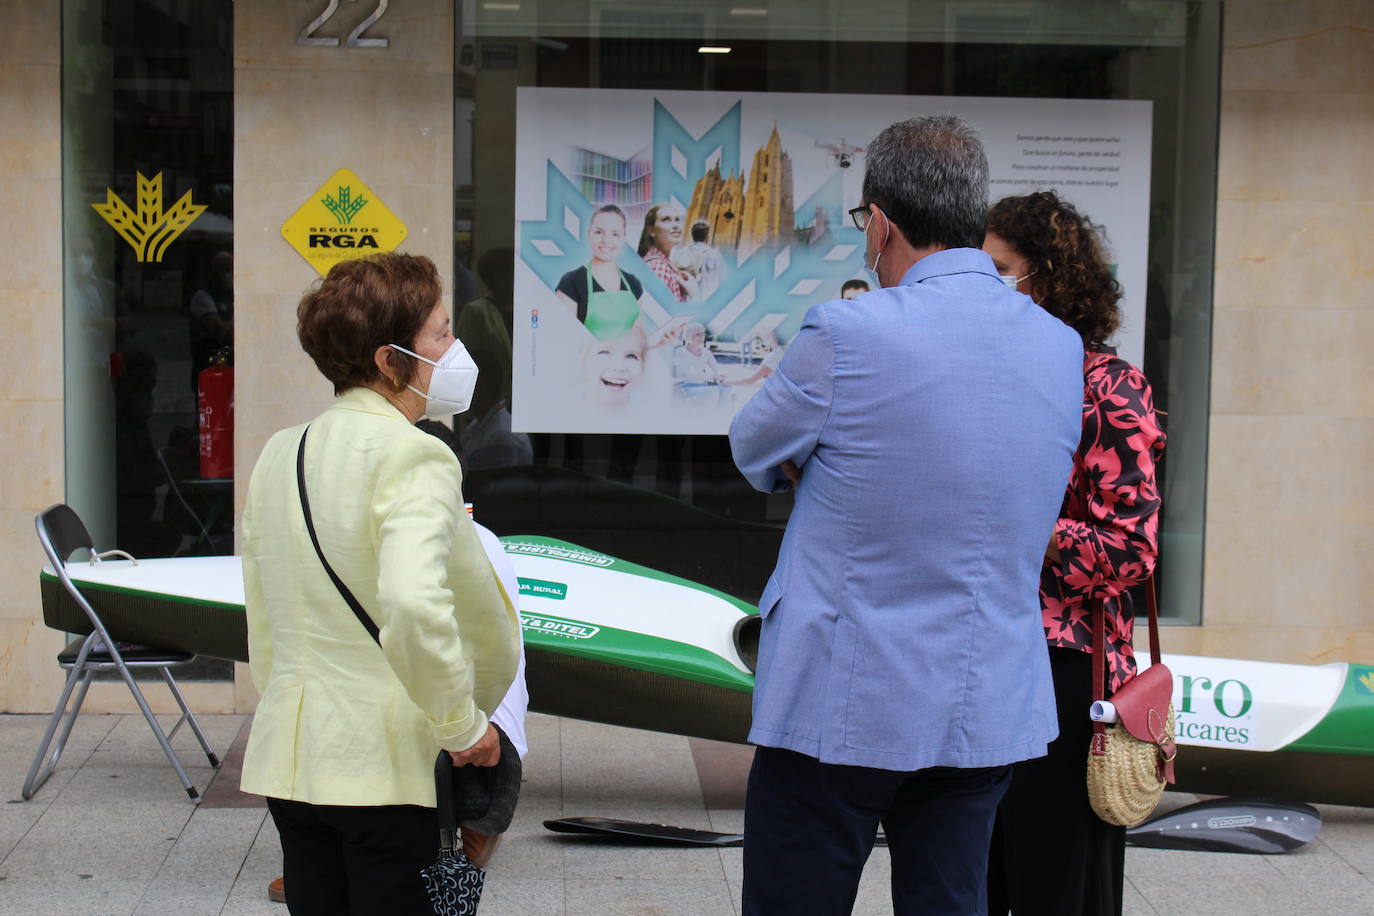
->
[239, 252, 518, 914]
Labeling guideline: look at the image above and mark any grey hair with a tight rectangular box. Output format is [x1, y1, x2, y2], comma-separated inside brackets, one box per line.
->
[861, 115, 989, 250]
[681, 321, 707, 339]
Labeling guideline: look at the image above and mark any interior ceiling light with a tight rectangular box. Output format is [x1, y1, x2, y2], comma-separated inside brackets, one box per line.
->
[482, 2, 521, 9]
[730, 7, 768, 14]
[698, 46, 732, 53]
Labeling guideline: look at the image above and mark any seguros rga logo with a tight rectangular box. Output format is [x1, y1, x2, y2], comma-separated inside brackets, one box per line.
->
[282, 168, 407, 275]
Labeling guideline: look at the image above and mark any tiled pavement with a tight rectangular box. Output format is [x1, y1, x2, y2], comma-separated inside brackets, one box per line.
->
[0, 712, 1371, 915]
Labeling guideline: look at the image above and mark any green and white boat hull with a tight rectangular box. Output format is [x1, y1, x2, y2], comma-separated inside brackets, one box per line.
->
[1138, 653, 1374, 807]
[500, 537, 756, 743]
[40, 537, 1374, 805]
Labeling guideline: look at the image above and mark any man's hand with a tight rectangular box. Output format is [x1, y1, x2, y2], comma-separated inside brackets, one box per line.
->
[781, 460, 802, 487]
[449, 723, 501, 767]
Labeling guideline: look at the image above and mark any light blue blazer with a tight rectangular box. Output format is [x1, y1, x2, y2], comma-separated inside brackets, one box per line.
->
[729, 248, 1084, 771]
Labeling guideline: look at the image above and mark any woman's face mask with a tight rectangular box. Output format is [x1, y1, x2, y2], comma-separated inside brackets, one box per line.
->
[389, 339, 480, 419]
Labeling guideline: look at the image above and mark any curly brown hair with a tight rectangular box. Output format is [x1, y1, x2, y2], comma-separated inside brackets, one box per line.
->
[986, 191, 1120, 351]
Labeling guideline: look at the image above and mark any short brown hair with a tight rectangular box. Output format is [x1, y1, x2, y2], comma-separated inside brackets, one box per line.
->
[297, 253, 442, 394]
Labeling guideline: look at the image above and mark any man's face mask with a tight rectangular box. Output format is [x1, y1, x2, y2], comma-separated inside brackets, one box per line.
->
[864, 206, 890, 287]
[389, 339, 480, 419]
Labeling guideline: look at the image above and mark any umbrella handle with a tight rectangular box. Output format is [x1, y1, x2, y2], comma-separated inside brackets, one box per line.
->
[434, 750, 457, 852]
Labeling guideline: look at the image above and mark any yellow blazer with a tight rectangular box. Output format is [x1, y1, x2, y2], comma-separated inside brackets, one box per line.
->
[239, 387, 518, 807]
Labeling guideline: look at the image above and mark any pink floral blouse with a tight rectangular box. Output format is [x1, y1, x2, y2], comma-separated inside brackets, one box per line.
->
[1042, 350, 1166, 693]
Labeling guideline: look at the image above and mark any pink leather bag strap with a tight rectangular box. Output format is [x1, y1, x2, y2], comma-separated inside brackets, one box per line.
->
[1092, 576, 1161, 705]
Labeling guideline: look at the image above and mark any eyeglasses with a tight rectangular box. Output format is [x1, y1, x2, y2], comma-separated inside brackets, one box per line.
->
[848, 204, 883, 231]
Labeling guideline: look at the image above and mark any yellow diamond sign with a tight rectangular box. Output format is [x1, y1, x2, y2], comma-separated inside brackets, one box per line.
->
[282, 168, 407, 275]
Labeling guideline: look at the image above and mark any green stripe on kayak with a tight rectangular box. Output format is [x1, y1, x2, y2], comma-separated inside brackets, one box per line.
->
[1285, 665, 1374, 756]
[519, 611, 755, 693]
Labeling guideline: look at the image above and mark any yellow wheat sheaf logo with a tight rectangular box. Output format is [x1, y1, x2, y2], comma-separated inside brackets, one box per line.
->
[92, 171, 205, 263]
[1358, 670, 1374, 694]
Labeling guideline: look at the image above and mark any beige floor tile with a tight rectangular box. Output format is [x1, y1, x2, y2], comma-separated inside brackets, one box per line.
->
[565, 878, 736, 916]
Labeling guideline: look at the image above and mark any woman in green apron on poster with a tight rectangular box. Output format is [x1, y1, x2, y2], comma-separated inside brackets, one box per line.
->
[555, 205, 649, 340]
[556, 204, 688, 386]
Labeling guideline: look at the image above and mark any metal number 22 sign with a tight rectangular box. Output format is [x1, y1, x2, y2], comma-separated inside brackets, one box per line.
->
[298, 0, 390, 48]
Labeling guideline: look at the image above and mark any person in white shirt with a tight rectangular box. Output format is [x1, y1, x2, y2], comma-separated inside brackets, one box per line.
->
[671, 221, 724, 301]
[672, 322, 737, 406]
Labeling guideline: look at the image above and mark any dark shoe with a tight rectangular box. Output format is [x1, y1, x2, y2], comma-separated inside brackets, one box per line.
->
[461, 829, 503, 869]
[268, 876, 286, 903]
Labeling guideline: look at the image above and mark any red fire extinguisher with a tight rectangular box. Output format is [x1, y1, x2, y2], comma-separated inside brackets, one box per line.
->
[197, 347, 234, 479]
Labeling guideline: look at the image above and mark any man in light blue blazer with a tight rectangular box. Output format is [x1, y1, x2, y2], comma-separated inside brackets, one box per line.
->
[729, 116, 1084, 916]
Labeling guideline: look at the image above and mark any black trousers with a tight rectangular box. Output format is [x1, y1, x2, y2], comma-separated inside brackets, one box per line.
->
[743, 745, 1011, 916]
[266, 797, 439, 916]
[987, 647, 1126, 916]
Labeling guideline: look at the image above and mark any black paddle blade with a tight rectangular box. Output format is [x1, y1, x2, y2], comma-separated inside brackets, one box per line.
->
[544, 817, 891, 848]
[544, 817, 744, 847]
[1126, 798, 1322, 854]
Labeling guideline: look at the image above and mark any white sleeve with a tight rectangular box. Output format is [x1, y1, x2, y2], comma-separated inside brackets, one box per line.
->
[475, 523, 529, 759]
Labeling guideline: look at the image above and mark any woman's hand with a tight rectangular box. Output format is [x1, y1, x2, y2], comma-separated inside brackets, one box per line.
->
[449, 723, 501, 767]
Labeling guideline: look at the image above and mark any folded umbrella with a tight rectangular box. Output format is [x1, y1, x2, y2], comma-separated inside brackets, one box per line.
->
[421, 751, 485, 915]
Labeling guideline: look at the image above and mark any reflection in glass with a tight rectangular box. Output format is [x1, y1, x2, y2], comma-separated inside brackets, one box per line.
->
[454, 1, 1217, 618]
[63, 1, 235, 566]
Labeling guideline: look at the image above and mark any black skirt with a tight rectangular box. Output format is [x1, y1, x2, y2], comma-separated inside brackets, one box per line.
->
[987, 646, 1127, 916]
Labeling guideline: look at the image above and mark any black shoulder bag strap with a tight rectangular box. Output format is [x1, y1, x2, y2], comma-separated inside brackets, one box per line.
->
[296, 427, 381, 646]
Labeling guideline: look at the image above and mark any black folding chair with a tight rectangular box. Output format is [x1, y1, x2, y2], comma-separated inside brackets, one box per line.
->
[22, 504, 220, 803]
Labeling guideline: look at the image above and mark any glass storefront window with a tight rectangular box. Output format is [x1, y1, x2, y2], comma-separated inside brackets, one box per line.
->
[63, 1, 234, 678]
[455, 0, 1218, 623]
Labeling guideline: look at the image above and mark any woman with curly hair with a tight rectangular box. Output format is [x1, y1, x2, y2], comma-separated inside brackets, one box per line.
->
[982, 191, 1166, 916]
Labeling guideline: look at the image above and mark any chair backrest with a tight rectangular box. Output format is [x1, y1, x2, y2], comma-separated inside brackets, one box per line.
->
[35, 503, 116, 645]
[36, 504, 93, 566]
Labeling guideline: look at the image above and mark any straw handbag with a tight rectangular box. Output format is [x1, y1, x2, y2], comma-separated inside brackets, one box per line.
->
[1085, 578, 1177, 827]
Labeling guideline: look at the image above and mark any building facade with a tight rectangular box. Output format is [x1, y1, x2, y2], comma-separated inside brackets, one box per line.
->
[1, 0, 1371, 715]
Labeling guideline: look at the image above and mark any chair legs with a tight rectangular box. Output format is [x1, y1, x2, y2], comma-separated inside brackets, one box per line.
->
[21, 664, 220, 804]
[160, 668, 220, 768]
[21, 666, 96, 800]
[114, 664, 207, 803]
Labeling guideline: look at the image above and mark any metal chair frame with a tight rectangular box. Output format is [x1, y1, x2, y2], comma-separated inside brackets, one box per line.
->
[22, 504, 220, 804]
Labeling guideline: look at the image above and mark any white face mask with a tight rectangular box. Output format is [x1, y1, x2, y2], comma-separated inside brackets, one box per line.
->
[864, 252, 883, 289]
[863, 208, 890, 288]
[999, 270, 1036, 291]
[389, 339, 480, 419]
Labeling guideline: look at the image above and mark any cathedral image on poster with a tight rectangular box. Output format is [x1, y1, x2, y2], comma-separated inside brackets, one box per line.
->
[687, 124, 796, 262]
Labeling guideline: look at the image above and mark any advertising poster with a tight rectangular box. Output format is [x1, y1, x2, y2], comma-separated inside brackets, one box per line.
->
[514, 87, 1152, 435]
